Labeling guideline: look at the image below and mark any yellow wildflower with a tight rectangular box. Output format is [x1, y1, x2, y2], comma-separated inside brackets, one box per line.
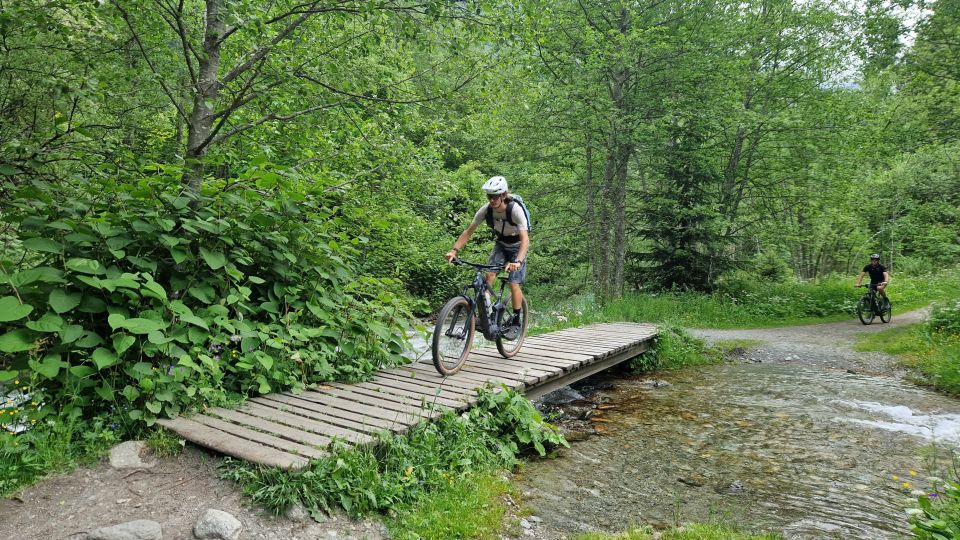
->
[902, 482, 911, 488]
[909, 470, 918, 476]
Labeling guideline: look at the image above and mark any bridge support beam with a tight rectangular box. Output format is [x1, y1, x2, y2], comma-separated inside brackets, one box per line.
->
[524, 342, 650, 400]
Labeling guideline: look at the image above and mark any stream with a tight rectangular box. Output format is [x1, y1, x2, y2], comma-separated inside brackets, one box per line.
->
[519, 362, 960, 539]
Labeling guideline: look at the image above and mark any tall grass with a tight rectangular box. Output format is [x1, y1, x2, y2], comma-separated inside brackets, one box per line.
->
[529, 268, 960, 332]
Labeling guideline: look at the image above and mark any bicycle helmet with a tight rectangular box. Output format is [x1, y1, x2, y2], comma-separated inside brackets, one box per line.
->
[869, 254, 880, 259]
[482, 176, 508, 195]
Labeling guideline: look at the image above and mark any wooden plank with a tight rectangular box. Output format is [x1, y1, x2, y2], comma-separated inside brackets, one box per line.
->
[525, 335, 627, 350]
[313, 383, 443, 419]
[257, 394, 402, 433]
[191, 414, 326, 460]
[240, 400, 372, 444]
[157, 417, 307, 469]
[364, 376, 474, 408]
[208, 407, 333, 449]
[499, 343, 594, 360]
[384, 367, 487, 390]
[398, 364, 504, 388]
[519, 342, 606, 358]
[340, 380, 464, 409]
[325, 381, 454, 411]
[405, 360, 517, 390]
[297, 390, 425, 425]
[472, 350, 582, 370]
[548, 330, 641, 343]
[461, 357, 553, 383]
[439, 363, 530, 388]
[373, 372, 475, 400]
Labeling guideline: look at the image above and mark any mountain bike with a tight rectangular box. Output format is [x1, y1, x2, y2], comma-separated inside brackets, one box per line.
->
[431, 258, 529, 376]
[856, 283, 891, 325]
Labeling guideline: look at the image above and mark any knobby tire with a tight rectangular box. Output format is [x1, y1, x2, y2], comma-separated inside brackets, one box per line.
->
[496, 296, 529, 358]
[880, 300, 892, 323]
[857, 296, 875, 325]
[432, 296, 475, 376]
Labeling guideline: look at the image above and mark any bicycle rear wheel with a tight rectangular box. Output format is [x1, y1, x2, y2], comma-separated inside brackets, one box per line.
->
[880, 299, 892, 323]
[857, 296, 874, 325]
[432, 296, 475, 376]
[496, 294, 529, 358]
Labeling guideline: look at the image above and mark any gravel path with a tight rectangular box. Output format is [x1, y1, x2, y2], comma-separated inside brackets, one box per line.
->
[691, 307, 927, 376]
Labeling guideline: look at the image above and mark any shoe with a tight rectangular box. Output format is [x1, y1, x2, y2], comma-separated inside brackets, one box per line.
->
[501, 314, 522, 340]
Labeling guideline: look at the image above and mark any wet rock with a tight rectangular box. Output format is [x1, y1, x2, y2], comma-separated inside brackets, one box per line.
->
[109, 441, 155, 470]
[87, 519, 162, 540]
[727, 480, 745, 493]
[539, 386, 584, 406]
[194, 509, 242, 540]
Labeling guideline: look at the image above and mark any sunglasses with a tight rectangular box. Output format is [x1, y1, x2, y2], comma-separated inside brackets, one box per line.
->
[487, 193, 504, 200]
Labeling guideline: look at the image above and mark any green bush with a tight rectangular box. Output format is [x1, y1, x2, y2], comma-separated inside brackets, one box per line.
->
[629, 324, 715, 372]
[927, 299, 960, 337]
[0, 170, 411, 426]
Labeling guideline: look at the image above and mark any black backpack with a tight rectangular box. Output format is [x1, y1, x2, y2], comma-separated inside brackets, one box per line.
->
[485, 194, 532, 242]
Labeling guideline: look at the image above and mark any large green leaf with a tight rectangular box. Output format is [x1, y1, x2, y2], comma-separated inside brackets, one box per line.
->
[0, 329, 38, 352]
[199, 246, 227, 270]
[188, 284, 215, 303]
[49, 289, 83, 314]
[60, 324, 84, 344]
[22, 237, 62, 253]
[113, 334, 136, 355]
[4, 267, 66, 287]
[179, 314, 209, 330]
[26, 313, 65, 333]
[65, 258, 105, 275]
[0, 296, 33, 322]
[118, 317, 167, 335]
[0, 370, 18, 382]
[29, 353, 64, 379]
[92, 347, 120, 370]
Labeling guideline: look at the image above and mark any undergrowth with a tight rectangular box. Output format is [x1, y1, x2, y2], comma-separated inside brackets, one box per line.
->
[218, 386, 567, 517]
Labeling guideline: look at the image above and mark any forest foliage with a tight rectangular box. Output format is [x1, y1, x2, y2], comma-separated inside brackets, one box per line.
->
[1, 0, 959, 429]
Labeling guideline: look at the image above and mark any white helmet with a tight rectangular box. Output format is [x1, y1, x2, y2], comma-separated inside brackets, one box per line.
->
[482, 176, 508, 195]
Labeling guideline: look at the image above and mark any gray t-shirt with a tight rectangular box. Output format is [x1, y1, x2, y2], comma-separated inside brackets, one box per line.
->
[471, 201, 528, 240]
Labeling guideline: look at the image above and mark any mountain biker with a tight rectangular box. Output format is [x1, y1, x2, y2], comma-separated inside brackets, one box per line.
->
[855, 254, 891, 307]
[445, 176, 529, 331]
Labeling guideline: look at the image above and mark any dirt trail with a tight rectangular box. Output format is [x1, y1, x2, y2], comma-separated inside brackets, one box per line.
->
[691, 307, 927, 376]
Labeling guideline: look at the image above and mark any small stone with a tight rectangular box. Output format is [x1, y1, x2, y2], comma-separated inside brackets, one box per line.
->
[109, 441, 155, 469]
[116, 498, 132, 505]
[520, 518, 532, 529]
[194, 509, 242, 540]
[87, 519, 162, 540]
[284, 503, 310, 523]
[528, 516, 542, 524]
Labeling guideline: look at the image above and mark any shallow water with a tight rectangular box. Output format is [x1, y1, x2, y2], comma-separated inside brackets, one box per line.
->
[519, 363, 960, 539]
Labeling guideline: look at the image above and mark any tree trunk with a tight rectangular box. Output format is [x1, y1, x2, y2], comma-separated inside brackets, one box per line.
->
[184, 0, 226, 192]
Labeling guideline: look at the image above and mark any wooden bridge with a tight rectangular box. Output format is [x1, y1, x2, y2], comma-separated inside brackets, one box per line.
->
[157, 322, 657, 469]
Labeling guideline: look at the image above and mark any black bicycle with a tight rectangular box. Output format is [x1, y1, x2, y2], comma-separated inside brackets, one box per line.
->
[431, 258, 529, 375]
[856, 283, 891, 325]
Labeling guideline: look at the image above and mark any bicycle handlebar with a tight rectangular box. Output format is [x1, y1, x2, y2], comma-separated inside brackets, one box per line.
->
[452, 257, 504, 272]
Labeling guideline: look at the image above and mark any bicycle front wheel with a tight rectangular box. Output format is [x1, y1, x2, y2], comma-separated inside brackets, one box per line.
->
[496, 295, 529, 358]
[432, 296, 475, 376]
[857, 296, 874, 325]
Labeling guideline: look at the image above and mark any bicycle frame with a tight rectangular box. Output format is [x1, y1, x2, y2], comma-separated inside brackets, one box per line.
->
[457, 265, 510, 341]
[863, 284, 882, 314]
